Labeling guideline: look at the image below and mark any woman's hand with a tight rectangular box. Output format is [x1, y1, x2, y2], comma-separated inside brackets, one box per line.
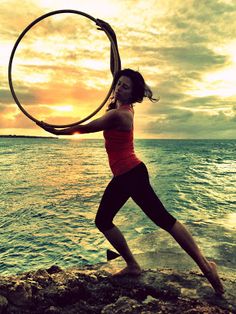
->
[96, 19, 116, 38]
[36, 121, 60, 135]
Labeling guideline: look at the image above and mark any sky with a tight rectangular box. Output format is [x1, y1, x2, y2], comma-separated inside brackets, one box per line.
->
[1, 0, 236, 139]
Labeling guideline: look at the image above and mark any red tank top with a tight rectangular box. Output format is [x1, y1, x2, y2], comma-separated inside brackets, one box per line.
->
[103, 106, 141, 176]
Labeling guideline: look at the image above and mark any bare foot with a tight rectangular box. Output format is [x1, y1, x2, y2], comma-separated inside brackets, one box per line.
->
[113, 264, 142, 277]
[204, 261, 224, 295]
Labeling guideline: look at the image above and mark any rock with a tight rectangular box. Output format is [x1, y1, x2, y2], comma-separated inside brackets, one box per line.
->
[44, 305, 61, 314]
[47, 265, 63, 274]
[101, 296, 141, 314]
[0, 295, 8, 314]
[0, 279, 12, 296]
[46, 283, 90, 307]
[8, 281, 32, 307]
[0, 264, 234, 313]
[34, 268, 50, 278]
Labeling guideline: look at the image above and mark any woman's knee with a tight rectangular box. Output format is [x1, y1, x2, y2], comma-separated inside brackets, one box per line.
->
[158, 216, 177, 232]
[95, 214, 114, 233]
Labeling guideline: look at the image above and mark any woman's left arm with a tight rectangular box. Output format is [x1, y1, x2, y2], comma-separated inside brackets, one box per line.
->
[96, 19, 121, 76]
[37, 110, 120, 135]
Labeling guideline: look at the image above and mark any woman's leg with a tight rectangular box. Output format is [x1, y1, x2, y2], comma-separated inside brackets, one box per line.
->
[95, 176, 141, 275]
[169, 220, 224, 294]
[129, 163, 224, 294]
[103, 226, 141, 275]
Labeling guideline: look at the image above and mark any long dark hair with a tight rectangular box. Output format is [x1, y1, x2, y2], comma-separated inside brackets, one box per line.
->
[107, 68, 159, 110]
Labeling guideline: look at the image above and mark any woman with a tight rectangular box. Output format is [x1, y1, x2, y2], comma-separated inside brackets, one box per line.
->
[37, 24, 224, 296]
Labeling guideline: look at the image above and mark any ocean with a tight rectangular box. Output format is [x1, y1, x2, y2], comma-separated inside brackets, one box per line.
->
[0, 138, 235, 276]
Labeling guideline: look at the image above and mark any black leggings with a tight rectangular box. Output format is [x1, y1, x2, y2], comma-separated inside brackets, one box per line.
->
[95, 162, 176, 233]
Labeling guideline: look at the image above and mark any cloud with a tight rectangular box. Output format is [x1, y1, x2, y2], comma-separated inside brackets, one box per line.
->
[0, 0, 236, 138]
[157, 46, 229, 71]
[0, 0, 45, 38]
[142, 106, 236, 139]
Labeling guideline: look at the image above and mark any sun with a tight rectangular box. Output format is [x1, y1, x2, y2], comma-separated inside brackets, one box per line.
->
[53, 105, 73, 112]
[69, 132, 81, 140]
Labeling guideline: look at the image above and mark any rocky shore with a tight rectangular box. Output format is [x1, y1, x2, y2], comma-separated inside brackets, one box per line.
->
[0, 258, 235, 314]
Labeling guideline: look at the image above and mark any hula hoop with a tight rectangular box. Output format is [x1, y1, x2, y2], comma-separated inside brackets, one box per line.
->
[8, 9, 120, 128]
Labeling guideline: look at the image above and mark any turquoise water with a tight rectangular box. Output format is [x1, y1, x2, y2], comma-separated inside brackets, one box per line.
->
[0, 138, 235, 275]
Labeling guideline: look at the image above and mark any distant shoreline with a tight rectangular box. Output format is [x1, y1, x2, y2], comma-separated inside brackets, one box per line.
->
[0, 135, 58, 139]
[0, 135, 235, 141]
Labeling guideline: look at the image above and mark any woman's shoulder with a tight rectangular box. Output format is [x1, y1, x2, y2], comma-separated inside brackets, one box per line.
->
[116, 107, 133, 119]
[113, 108, 133, 130]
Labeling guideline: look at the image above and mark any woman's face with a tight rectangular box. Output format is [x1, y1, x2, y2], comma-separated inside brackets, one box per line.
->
[114, 76, 133, 104]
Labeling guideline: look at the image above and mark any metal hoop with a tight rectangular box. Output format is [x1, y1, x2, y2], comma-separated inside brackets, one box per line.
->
[8, 9, 120, 128]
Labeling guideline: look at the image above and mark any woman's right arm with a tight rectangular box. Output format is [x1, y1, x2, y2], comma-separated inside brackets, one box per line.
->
[37, 110, 122, 135]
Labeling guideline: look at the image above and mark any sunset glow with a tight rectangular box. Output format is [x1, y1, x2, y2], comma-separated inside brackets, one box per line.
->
[1, 0, 235, 138]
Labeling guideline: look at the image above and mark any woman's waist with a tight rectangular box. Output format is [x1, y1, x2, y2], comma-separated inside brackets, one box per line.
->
[107, 150, 137, 162]
[109, 155, 142, 176]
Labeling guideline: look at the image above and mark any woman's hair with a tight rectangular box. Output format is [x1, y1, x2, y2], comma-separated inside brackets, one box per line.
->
[107, 68, 159, 110]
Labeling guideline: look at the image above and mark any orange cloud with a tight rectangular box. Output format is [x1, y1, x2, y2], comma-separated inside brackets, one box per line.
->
[1, 0, 236, 138]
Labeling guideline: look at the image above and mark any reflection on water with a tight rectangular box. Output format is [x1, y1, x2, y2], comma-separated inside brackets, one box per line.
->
[0, 138, 235, 275]
[213, 212, 236, 230]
